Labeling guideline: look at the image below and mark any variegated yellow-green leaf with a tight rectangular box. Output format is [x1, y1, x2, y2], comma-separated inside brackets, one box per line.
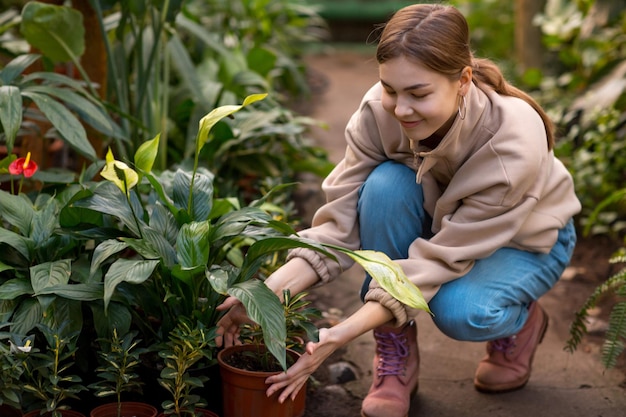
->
[101, 148, 139, 196]
[134, 133, 160, 178]
[196, 93, 268, 155]
[346, 250, 431, 313]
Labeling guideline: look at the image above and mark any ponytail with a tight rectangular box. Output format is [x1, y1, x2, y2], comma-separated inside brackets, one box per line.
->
[472, 58, 554, 150]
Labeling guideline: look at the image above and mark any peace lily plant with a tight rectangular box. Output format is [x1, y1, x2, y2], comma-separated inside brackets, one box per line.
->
[73, 93, 430, 372]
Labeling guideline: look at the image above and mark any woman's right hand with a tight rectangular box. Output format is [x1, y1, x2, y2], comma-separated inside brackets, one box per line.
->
[265, 327, 339, 403]
[215, 296, 253, 348]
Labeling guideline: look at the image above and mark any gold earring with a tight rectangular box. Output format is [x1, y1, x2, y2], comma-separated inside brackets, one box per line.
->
[457, 95, 467, 120]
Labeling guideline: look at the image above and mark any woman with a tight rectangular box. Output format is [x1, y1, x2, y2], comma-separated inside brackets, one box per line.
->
[216, 4, 580, 417]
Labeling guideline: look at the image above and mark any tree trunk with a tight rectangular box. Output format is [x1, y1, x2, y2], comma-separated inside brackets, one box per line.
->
[514, 0, 546, 75]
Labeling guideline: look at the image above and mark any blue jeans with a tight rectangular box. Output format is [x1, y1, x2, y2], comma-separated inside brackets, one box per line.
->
[357, 161, 577, 342]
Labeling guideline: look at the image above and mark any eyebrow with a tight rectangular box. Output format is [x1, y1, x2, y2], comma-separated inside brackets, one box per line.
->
[380, 80, 430, 91]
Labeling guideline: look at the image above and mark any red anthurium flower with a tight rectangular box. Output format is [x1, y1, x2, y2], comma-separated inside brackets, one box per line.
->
[8, 152, 38, 178]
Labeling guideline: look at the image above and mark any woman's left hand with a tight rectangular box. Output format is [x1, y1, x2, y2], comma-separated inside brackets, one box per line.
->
[265, 327, 338, 403]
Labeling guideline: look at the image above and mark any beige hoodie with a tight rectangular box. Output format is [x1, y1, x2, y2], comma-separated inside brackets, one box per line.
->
[287, 81, 581, 325]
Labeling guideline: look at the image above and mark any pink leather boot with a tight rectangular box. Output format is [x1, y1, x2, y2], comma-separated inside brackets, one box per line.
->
[361, 320, 419, 417]
[474, 302, 549, 393]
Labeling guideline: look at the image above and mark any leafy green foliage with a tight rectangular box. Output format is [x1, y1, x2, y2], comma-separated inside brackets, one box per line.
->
[0, 186, 106, 337]
[18, 322, 87, 416]
[158, 320, 216, 417]
[89, 329, 147, 412]
[20, 2, 85, 63]
[238, 289, 321, 372]
[0, 329, 26, 409]
[0, 54, 121, 160]
[557, 108, 626, 236]
[566, 247, 626, 369]
[534, 0, 626, 235]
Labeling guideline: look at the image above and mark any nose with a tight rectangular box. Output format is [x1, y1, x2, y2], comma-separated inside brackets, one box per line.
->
[394, 96, 414, 118]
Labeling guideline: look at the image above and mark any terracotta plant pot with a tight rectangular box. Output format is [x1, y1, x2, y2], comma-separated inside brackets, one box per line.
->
[217, 345, 306, 417]
[90, 402, 158, 417]
[156, 409, 218, 417]
[23, 410, 86, 417]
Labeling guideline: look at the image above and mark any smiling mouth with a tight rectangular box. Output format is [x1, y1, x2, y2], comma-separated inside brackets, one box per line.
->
[400, 120, 422, 129]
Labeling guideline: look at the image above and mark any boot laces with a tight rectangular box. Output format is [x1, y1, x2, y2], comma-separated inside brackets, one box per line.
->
[489, 335, 517, 354]
[374, 329, 410, 377]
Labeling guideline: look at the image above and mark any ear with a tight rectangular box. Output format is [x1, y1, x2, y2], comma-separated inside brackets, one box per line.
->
[459, 66, 472, 95]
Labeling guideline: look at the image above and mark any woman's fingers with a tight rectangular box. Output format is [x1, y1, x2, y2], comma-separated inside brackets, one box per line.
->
[215, 297, 249, 347]
[265, 328, 337, 402]
[216, 296, 241, 311]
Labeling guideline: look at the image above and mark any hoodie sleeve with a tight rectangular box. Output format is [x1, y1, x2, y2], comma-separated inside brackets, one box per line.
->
[287, 83, 407, 281]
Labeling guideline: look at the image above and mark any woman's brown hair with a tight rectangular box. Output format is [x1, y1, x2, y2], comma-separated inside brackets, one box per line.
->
[375, 4, 554, 150]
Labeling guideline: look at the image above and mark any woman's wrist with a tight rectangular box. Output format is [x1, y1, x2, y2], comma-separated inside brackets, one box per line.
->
[325, 301, 395, 346]
[265, 257, 319, 298]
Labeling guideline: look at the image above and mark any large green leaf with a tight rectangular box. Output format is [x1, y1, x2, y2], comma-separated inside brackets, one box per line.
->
[346, 250, 431, 313]
[148, 203, 179, 245]
[30, 198, 58, 247]
[89, 239, 130, 280]
[103, 259, 160, 311]
[196, 93, 268, 155]
[73, 182, 143, 236]
[0, 190, 34, 236]
[125, 227, 176, 267]
[26, 84, 123, 139]
[134, 134, 160, 177]
[21, 91, 97, 160]
[228, 279, 287, 371]
[0, 227, 32, 262]
[20, 2, 85, 63]
[0, 85, 22, 153]
[143, 171, 184, 221]
[0, 278, 33, 300]
[10, 297, 42, 335]
[38, 283, 103, 301]
[23, 71, 95, 98]
[0, 54, 40, 85]
[206, 267, 231, 296]
[210, 207, 274, 241]
[238, 236, 335, 285]
[30, 259, 72, 294]
[176, 221, 210, 269]
[171, 169, 214, 221]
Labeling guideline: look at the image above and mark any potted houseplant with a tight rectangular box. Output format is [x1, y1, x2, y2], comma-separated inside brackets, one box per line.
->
[0, 151, 125, 384]
[89, 329, 157, 417]
[68, 94, 273, 348]
[217, 289, 320, 417]
[17, 322, 88, 417]
[156, 320, 218, 417]
[0, 326, 26, 417]
[210, 237, 432, 417]
[68, 94, 430, 414]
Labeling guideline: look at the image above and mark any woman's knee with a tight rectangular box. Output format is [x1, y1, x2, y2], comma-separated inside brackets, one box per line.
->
[430, 297, 526, 342]
[359, 161, 418, 202]
[358, 161, 426, 222]
[430, 301, 489, 341]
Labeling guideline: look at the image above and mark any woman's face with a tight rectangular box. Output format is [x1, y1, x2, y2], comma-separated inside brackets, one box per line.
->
[379, 55, 469, 141]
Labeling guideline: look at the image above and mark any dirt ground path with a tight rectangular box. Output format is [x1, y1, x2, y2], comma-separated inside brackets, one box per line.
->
[298, 48, 626, 417]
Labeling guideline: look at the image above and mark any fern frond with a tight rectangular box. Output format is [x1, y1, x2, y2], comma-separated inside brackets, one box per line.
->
[565, 264, 626, 353]
[609, 247, 626, 264]
[601, 299, 626, 369]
